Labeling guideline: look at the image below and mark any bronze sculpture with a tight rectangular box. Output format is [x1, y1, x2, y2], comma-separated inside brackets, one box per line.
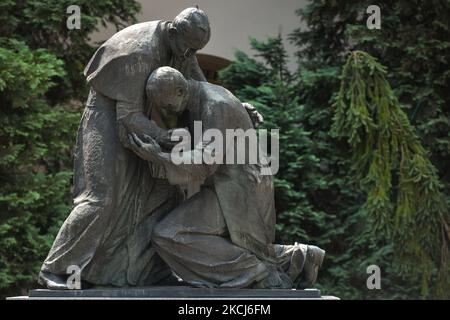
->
[38, 7, 324, 291]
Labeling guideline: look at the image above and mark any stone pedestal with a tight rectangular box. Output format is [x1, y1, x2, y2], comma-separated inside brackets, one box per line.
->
[7, 286, 339, 300]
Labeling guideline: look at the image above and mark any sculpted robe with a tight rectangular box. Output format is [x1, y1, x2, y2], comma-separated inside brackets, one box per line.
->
[151, 81, 283, 288]
[41, 20, 205, 286]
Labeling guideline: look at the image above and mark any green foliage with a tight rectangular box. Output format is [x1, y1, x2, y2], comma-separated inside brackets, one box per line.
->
[0, 0, 141, 101]
[0, 39, 77, 296]
[0, 0, 140, 298]
[221, 0, 450, 299]
[220, 37, 361, 297]
[333, 51, 449, 297]
[290, 0, 450, 299]
[1, 0, 448, 300]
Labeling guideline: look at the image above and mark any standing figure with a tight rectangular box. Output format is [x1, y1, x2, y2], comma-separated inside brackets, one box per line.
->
[39, 7, 212, 289]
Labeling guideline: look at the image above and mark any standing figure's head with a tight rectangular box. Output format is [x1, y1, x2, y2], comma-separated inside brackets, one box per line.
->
[168, 7, 211, 59]
[146, 66, 190, 120]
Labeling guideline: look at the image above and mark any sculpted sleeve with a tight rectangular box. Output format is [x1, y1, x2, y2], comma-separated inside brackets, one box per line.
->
[189, 55, 207, 82]
[116, 101, 165, 149]
[84, 21, 168, 149]
[154, 101, 234, 185]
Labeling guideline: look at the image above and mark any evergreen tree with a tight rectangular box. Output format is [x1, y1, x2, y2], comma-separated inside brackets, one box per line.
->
[220, 37, 366, 298]
[0, 0, 140, 297]
[0, 0, 141, 101]
[221, 0, 450, 299]
[333, 50, 449, 297]
[288, 0, 450, 299]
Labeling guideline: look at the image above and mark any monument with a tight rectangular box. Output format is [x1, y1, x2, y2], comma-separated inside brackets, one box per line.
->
[21, 7, 328, 299]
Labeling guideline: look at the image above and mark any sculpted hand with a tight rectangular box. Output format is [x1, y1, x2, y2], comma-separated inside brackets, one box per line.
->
[128, 133, 163, 161]
[157, 127, 190, 150]
[243, 102, 264, 128]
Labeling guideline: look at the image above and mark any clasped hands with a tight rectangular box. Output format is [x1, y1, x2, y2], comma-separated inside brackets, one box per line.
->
[128, 127, 189, 162]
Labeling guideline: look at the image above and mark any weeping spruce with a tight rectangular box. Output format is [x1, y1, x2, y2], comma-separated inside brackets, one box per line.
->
[332, 51, 449, 297]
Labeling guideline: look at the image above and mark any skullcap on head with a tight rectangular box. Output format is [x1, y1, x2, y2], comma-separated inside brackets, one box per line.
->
[172, 7, 211, 49]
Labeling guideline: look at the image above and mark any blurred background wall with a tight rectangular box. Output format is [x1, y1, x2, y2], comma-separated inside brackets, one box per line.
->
[90, 0, 308, 81]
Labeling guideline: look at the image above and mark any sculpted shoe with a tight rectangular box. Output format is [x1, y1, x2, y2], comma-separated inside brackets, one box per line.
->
[37, 271, 69, 290]
[252, 264, 293, 289]
[273, 242, 307, 285]
[287, 242, 307, 283]
[297, 245, 325, 289]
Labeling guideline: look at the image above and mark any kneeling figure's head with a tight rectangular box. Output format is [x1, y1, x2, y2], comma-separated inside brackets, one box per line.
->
[146, 66, 189, 120]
